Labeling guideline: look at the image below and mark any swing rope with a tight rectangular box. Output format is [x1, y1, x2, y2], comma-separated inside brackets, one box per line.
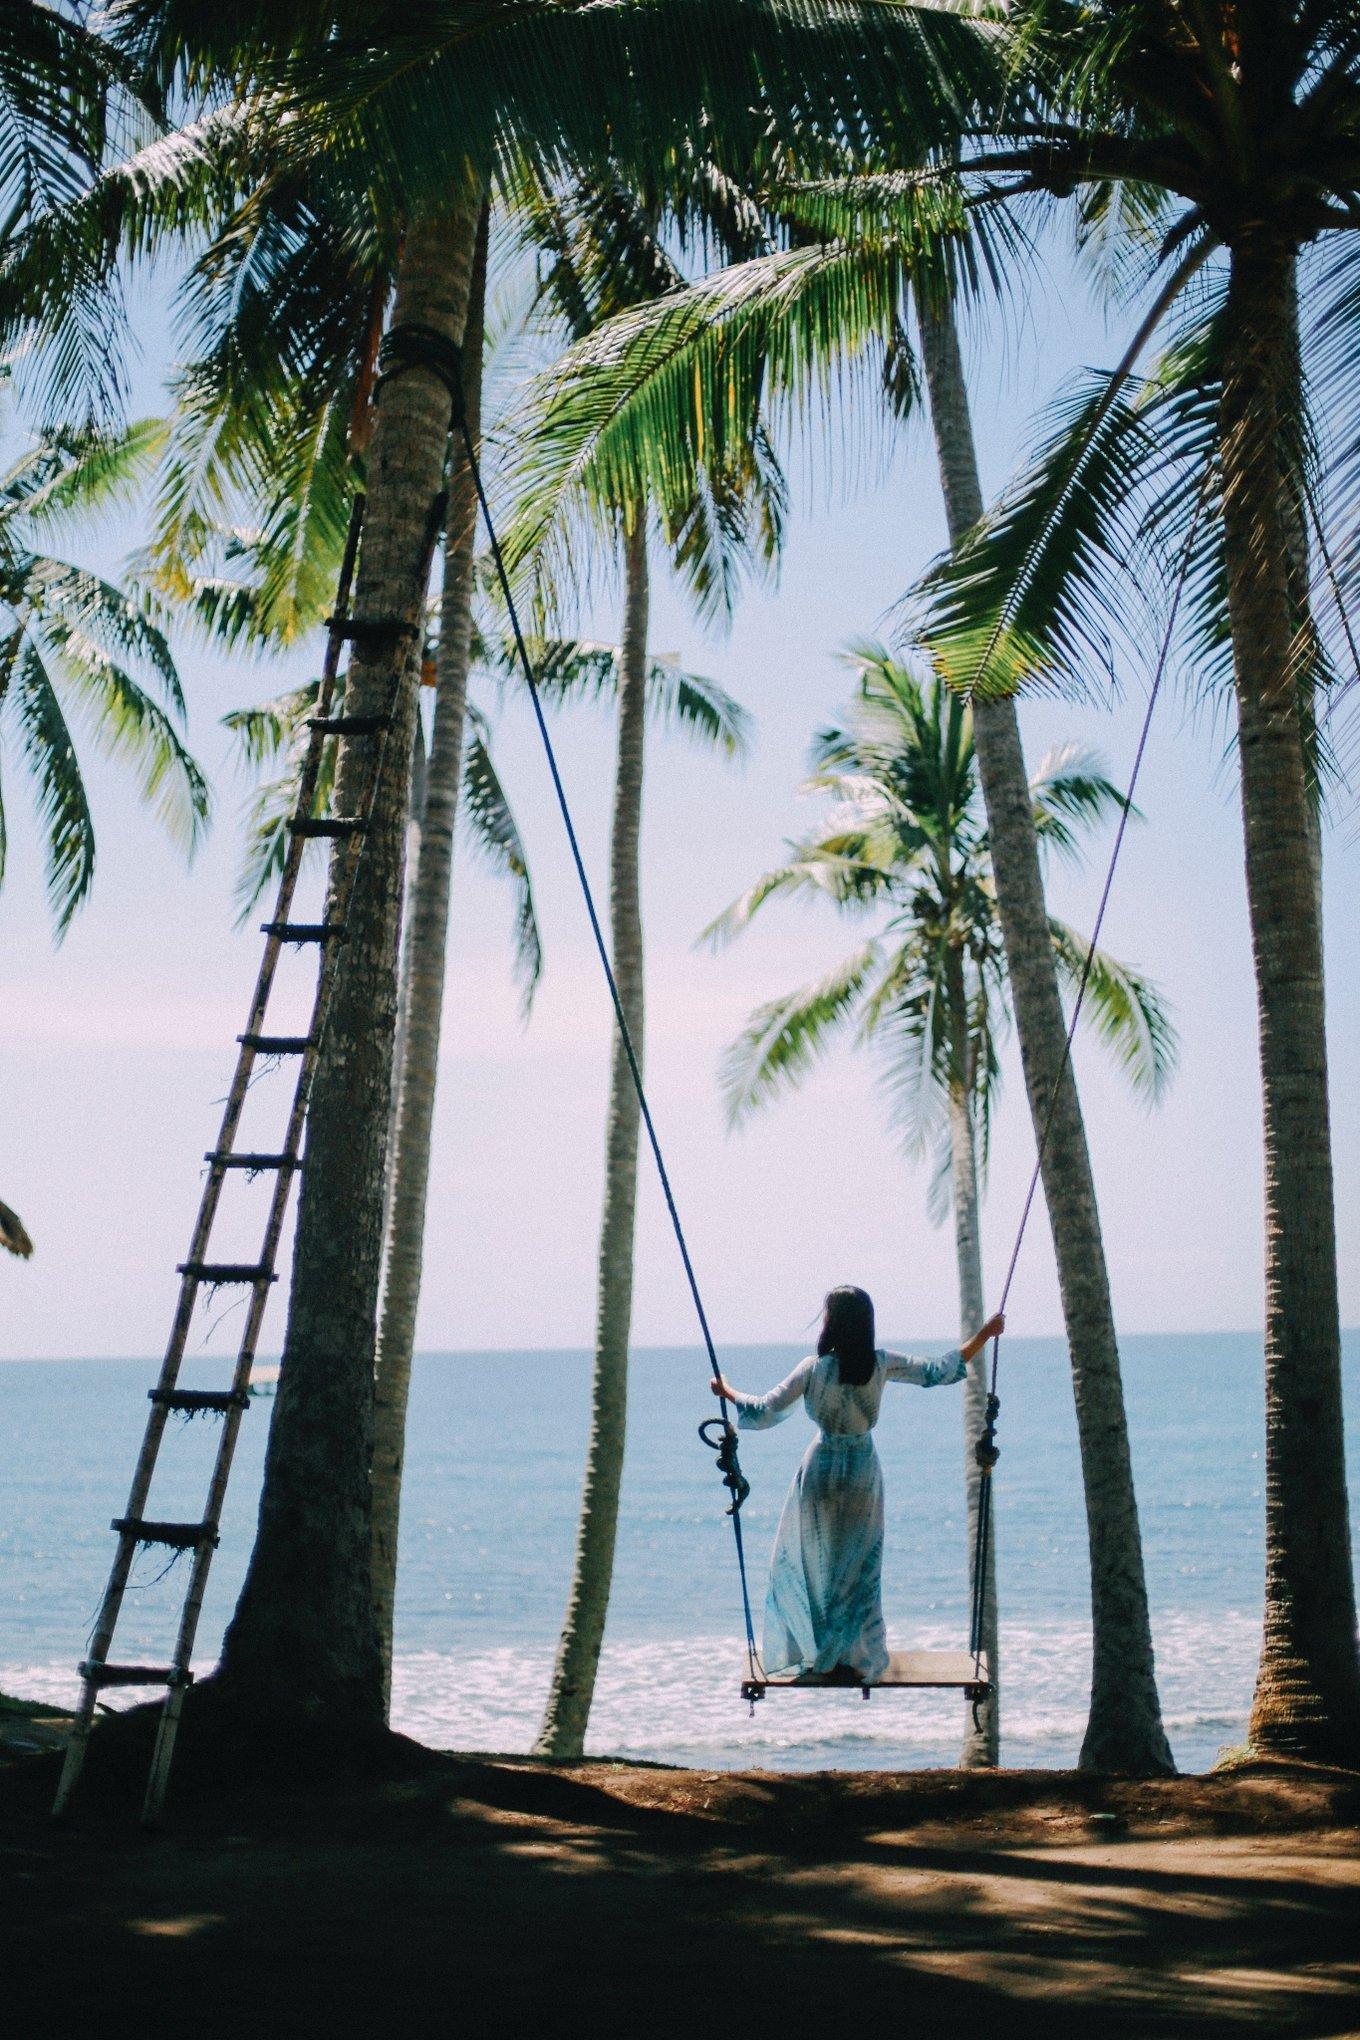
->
[439, 376, 762, 1683]
[966, 478, 1210, 1683]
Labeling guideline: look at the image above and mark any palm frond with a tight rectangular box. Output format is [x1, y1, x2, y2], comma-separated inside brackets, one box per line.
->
[2, 417, 167, 531]
[46, 631, 210, 858]
[475, 625, 749, 755]
[222, 680, 326, 915]
[1028, 740, 1132, 862]
[461, 706, 543, 1010]
[644, 657, 750, 757]
[701, 842, 894, 949]
[16, 554, 182, 705]
[496, 236, 915, 598]
[1049, 916, 1178, 1104]
[906, 240, 1218, 703]
[274, 2, 1004, 216]
[8, 636, 96, 931]
[719, 941, 881, 1125]
[0, 1194, 32, 1258]
[858, 936, 953, 1160]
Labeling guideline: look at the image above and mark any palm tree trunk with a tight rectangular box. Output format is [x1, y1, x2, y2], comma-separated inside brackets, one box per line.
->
[916, 290, 1172, 1775]
[216, 207, 478, 1728]
[385, 711, 428, 1253]
[535, 513, 649, 1759]
[1220, 232, 1359, 1764]
[371, 204, 489, 1716]
[945, 953, 998, 1767]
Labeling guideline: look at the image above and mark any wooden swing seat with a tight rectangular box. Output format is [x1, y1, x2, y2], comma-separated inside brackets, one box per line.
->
[743, 1649, 990, 1702]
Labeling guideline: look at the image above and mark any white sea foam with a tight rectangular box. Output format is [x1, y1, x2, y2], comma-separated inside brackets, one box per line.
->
[385, 1608, 1262, 1770]
[0, 1611, 1266, 1771]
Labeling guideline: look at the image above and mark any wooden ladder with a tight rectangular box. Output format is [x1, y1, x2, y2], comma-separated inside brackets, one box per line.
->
[53, 493, 414, 1825]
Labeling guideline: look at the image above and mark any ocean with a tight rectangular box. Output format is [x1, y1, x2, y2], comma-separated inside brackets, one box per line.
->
[2, 1332, 1356, 1772]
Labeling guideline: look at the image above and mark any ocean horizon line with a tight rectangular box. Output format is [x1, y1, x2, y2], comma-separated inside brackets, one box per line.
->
[2, 1327, 1357, 1366]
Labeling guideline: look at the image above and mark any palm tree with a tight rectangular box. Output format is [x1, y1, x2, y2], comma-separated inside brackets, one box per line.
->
[534, 509, 650, 1761]
[370, 204, 489, 1702]
[502, 169, 776, 1760]
[526, 519, 756, 1762]
[5, 0, 1002, 1735]
[213, 199, 484, 1724]
[895, 0, 1360, 1764]
[498, 188, 1176, 1771]
[0, 410, 209, 929]
[706, 646, 1176, 1765]
[915, 287, 1174, 1774]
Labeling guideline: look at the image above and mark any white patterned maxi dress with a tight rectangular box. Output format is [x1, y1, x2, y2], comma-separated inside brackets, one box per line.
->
[730, 1346, 966, 1681]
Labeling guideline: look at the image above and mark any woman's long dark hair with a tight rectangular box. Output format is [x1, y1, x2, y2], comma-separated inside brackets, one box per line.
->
[817, 1285, 877, 1387]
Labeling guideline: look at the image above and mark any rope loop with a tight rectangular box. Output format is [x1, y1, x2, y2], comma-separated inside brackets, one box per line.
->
[698, 1417, 751, 1516]
[376, 323, 465, 425]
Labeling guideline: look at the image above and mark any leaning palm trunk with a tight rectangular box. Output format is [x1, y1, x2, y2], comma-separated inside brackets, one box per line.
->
[535, 514, 649, 1759]
[916, 292, 1172, 1776]
[217, 207, 478, 1727]
[1220, 234, 1359, 1765]
[946, 954, 998, 1767]
[372, 204, 489, 1714]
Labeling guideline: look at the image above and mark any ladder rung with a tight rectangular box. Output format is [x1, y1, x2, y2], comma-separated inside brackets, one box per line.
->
[79, 1662, 194, 1689]
[237, 1033, 316, 1055]
[148, 1387, 251, 1414]
[177, 1261, 277, 1285]
[289, 816, 367, 838]
[111, 1518, 219, 1549]
[261, 920, 348, 944]
[327, 612, 417, 644]
[308, 714, 387, 738]
[205, 1150, 303, 1171]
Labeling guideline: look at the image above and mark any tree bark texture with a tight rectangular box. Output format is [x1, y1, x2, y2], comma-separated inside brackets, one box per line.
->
[216, 209, 477, 1727]
[946, 949, 998, 1767]
[916, 290, 1173, 1775]
[372, 203, 489, 1714]
[1220, 234, 1360, 1764]
[535, 515, 650, 1759]
[384, 711, 428, 1254]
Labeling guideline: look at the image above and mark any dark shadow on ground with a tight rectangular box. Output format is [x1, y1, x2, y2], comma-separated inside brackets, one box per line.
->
[3, 1703, 1358, 2040]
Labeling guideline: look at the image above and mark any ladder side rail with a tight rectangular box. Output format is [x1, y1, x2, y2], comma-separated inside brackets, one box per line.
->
[147, 496, 367, 1402]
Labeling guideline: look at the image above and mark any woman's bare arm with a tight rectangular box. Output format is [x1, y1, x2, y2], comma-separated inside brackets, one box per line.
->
[960, 1313, 1005, 1366]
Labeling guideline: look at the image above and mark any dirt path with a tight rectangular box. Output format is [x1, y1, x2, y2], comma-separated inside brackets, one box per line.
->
[3, 1722, 1358, 2038]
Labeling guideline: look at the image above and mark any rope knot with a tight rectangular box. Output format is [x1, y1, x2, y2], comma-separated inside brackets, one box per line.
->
[698, 1416, 750, 1516]
[974, 1391, 1001, 1472]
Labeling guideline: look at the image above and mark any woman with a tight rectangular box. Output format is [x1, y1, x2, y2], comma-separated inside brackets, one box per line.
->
[712, 1286, 1004, 1684]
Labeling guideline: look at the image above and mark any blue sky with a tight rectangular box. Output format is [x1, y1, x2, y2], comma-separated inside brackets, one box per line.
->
[1, 246, 1356, 1360]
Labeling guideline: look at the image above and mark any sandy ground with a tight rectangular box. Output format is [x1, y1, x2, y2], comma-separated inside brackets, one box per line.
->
[2, 1700, 1358, 2040]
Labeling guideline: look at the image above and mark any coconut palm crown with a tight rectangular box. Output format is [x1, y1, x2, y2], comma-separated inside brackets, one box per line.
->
[708, 644, 1176, 1178]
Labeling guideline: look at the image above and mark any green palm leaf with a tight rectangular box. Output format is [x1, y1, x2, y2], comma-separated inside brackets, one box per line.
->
[1048, 916, 1177, 1105]
[496, 237, 915, 593]
[719, 940, 882, 1124]
[461, 704, 543, 1009]
[1028, 740, 1135, 862]
[7, 636, 96, 928]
